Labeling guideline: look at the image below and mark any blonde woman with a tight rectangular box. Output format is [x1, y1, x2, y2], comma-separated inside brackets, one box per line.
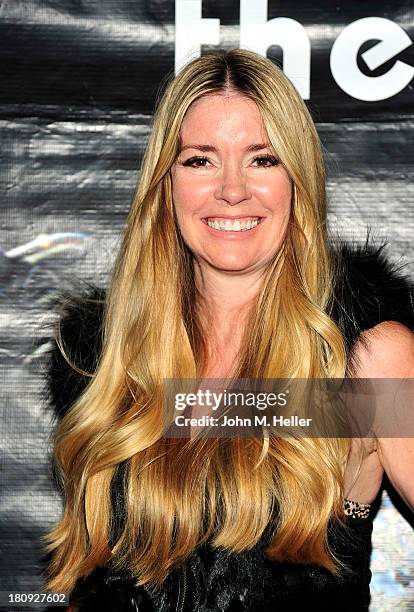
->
[44, 49, 414, 611]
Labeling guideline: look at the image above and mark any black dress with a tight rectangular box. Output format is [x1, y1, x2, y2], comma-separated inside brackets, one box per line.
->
[65, 505, 373, 611]
[42, 240, 414, 611]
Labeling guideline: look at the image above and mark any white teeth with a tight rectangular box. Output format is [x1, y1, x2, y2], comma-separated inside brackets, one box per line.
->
[206, 218, 260, 232]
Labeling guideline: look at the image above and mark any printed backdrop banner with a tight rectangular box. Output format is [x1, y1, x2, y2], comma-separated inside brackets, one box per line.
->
[0, 1, 413, 610]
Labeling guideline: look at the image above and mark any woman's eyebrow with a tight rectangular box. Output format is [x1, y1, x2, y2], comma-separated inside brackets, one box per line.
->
[178, 143, 272, 153]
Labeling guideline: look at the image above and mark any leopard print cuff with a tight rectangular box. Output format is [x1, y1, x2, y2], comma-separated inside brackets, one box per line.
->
[344, 498, 371, 519]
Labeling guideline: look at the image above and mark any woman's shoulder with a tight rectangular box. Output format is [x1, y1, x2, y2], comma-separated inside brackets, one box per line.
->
[351, 320, 414, 376]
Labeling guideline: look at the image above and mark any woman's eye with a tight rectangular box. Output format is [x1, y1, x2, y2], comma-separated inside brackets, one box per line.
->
[182, 156, 209, 168]
[180, 155, 278, 168]
[253, 155, 279, 167]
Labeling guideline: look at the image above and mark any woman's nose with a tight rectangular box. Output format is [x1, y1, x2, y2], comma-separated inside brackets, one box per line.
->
[214, 163, 252, 205]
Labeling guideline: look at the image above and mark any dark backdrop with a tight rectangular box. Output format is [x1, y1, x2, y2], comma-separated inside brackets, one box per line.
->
[0, 2, 413, 610]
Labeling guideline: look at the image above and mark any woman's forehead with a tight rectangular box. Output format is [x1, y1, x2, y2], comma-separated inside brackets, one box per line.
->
[179, 94, 268, 146]
[182, 92, 259, 121]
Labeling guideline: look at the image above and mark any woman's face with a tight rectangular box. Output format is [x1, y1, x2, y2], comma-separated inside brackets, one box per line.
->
[171, 93, 292, 274]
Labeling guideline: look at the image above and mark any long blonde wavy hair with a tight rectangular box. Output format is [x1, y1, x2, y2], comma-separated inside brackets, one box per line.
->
[45, 49, 353, 594]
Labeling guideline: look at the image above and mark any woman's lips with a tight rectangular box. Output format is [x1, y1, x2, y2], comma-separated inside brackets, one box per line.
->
[201, 216, 265, 237]
[202, 216, 263, 222]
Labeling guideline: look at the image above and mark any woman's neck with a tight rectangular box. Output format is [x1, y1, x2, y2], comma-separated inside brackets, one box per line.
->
[195, 262, 263, 337]
[194, 263, 263, 375]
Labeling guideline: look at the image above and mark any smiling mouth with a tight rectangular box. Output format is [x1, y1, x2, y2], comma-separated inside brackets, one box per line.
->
[202, 217, 264, 232]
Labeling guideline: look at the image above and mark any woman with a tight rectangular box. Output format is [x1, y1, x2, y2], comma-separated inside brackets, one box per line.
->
[43, 49, 414, 611]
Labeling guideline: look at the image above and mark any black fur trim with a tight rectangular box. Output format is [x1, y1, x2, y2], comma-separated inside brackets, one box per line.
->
[40, 283, 106, 421]
[330, 239, 414, 351]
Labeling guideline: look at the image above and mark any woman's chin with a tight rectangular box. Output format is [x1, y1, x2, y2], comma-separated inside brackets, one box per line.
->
[204, 257, 261, 273]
